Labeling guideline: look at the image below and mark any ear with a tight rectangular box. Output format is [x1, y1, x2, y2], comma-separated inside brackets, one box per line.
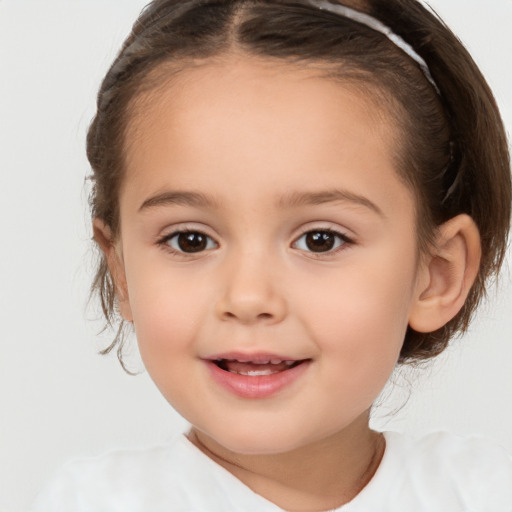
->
[93, 218, 133, 323]
[408, 214, 481, 333]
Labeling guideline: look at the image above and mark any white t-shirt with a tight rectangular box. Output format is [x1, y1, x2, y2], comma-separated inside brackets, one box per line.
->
[31, 431, 512, 512]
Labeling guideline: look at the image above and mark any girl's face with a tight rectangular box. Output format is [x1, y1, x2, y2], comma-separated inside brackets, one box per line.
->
[113, 57, 426, 455]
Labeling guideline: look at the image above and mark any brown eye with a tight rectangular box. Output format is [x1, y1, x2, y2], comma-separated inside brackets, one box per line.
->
[294, 230, 347, 253]
[167, 231, 216, 253]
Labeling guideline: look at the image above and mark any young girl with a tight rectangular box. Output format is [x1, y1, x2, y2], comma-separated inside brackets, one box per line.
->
[32, 0, 512, 510]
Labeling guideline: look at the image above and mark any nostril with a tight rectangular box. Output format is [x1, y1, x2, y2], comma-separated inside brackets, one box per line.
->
[221, 310, 274, 322]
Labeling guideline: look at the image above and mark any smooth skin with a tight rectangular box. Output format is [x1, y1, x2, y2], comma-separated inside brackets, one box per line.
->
[95, 55, 481, 511]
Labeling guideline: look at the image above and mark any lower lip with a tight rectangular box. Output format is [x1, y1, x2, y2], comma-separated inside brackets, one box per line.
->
[204, 360, 310, 399]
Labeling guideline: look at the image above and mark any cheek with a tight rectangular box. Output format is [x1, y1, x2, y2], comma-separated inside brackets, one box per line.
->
[307, 284, 409, 413]
[125, 264, 208, 365]
[299, 257, 416, 369]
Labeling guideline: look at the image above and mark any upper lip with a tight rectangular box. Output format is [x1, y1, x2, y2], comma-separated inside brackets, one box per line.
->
[204, 352, 305, 364]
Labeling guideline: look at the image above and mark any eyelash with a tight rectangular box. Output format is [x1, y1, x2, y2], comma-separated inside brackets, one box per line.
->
[157, 228, 353, 257]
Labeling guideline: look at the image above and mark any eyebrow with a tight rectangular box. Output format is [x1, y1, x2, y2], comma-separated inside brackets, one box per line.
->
[138, 188, 384, 217]
[138, 191, 218, 212]
[278, 189, 385, 217]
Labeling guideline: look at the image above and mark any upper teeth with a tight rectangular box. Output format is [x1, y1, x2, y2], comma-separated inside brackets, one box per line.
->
[235, 369, 278, 376]
[216, 358, 296, 365]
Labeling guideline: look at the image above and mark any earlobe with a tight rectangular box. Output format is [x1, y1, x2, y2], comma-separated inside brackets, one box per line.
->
[92, 218, 133, 323]
[408, 214, 481, 333]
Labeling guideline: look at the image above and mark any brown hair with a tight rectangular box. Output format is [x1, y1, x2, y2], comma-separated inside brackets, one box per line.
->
[87, 0, 511, 366]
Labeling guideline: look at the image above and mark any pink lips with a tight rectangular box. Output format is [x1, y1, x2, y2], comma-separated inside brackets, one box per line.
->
[204, 353, 310, 399]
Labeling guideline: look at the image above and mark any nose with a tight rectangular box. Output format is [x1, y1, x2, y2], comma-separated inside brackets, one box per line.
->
[215, 251, 287, 325]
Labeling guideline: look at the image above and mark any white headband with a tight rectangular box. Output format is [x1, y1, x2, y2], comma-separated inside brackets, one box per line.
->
[307, 0, 440, 94]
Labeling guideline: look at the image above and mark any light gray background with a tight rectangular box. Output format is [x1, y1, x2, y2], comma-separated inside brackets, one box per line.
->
[1, 1, 511, 510]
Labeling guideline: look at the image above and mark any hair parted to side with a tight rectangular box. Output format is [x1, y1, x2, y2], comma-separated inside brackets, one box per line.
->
[87, 0, 511, 367]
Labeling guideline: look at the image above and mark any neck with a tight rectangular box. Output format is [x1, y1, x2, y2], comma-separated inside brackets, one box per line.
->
[188, 411, 384, 511]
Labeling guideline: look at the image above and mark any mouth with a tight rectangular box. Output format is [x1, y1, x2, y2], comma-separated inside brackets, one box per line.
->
[204, 354, 311, 399]
[213, 358, 305, 376]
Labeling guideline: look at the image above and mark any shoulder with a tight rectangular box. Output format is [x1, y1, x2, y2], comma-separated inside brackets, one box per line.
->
[30, 435, 194, 512]
[385, 430, 512, 475]
[379, 431, 512, 511]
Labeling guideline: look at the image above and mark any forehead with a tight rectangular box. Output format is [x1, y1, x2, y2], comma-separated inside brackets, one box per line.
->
[120, 56, 410, 216]
[125, 56, 397, 160]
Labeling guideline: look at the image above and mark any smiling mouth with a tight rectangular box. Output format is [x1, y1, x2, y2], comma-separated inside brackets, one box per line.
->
[206, 356, 311, 398]
[214, 358, 305, 376]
